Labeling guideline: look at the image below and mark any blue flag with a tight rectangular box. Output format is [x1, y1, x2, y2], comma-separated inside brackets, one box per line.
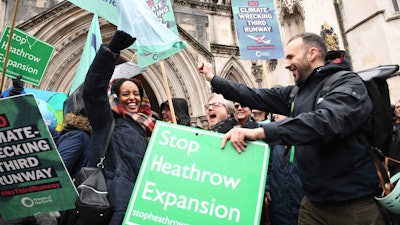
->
[69, 15, 102, 95]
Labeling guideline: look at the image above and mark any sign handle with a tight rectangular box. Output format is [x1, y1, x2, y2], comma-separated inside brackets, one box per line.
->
[0, 0, 20, 96]
[160, 60, 177, 124]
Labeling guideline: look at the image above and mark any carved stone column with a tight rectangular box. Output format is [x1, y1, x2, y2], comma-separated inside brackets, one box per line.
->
[252, 61, 263, 88]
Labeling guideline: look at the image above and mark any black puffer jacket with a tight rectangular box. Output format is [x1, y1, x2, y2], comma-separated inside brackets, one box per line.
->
[211, 51, 378, 203]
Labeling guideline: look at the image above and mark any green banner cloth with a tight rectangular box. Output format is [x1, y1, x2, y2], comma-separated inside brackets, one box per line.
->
[67, 0, 186, 68]
[69, 14, 102, 95]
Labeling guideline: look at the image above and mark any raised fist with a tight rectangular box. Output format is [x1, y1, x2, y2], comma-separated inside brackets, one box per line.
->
[107, 30, 136, 53]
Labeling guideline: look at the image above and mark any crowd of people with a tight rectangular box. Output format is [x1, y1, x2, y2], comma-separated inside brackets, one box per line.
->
[2, 30, 400, 225]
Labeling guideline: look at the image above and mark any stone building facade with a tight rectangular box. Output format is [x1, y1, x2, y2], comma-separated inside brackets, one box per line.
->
[1, 0, 399, 127]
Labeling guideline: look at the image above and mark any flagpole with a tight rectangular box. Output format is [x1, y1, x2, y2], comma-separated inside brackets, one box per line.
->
[0, 0, 20, 96]
[261, 60, 270, 88]
[130, 52, 136, 62]
[159, 60, 177, 124]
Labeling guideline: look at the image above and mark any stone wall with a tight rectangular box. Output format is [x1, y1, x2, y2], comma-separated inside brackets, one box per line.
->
[0, 0, 63, 33]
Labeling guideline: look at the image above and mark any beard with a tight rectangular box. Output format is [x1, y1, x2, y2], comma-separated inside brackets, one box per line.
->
[294, 57, 313, 84]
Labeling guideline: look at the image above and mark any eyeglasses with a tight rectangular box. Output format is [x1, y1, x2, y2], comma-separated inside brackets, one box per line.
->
[205, 102, 225, 110]
[234, 103, 248, 109]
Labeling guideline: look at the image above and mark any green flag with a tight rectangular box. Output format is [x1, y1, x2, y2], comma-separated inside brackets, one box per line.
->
[67, 0, 186, 68]
[69, 15, 102, 95]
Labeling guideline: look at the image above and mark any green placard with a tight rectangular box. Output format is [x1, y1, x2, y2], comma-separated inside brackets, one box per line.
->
[0, 25, 55, 86]
[123, 122, 269, 225]
[0, 94, 78, 220]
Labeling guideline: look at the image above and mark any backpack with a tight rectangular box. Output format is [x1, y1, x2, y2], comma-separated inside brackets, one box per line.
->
[289, 65, 400, 196]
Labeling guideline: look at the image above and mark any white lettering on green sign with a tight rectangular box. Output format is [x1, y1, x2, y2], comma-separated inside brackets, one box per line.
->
[159, 130, 199, 156]
[1, 42, 41, 62]
[0, 167, 54, 186]
[0, 156, 39, 172]
[142, 181, 241, 222]
[0, 56, 39, 75]
[0, 140, 51, 159]
[150, 154, 241, 189]
[0, 126, 40, 144]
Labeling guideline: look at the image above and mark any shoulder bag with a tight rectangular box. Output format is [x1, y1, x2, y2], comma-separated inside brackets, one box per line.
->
[60, 119, 114, 225]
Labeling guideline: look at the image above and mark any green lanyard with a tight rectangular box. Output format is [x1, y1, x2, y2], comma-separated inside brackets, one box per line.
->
[289, 99, 296, 163]
[291, 101, 295, 115]
[289, 146, 295, 163]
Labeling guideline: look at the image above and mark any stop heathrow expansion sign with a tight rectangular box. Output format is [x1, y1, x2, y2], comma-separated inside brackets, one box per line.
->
[123, 122, 270, 225]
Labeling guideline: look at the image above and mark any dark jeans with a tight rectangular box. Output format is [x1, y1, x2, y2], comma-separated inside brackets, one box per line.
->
[298, 195, 386, 225]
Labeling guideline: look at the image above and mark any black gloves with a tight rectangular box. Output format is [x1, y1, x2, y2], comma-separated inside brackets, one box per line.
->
[9, 75, 24, 97]
[107, 30, 136, 53]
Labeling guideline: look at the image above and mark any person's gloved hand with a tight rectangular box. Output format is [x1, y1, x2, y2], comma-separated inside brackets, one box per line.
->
[107, 30, 136, 53]
[12, 75, 24, 89]
[9, 75, 24, 96]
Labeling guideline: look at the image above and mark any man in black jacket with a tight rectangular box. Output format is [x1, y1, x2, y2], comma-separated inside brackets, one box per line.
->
[199, 32, 385, 224]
